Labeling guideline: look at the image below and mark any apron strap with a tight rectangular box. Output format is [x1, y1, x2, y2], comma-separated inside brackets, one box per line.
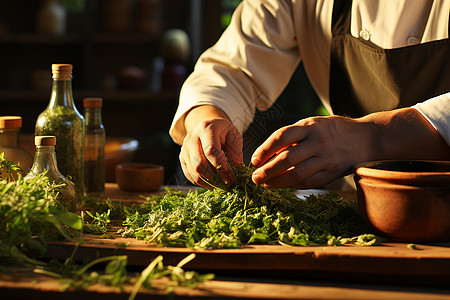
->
[417, 1, 434, 42]
[331, 0, 351, 36]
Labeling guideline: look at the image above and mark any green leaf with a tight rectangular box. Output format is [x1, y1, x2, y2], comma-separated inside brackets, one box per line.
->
[57, 212, 83, 230]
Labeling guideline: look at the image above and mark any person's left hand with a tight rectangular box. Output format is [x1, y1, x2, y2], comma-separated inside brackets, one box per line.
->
[250, 115, 371, 189]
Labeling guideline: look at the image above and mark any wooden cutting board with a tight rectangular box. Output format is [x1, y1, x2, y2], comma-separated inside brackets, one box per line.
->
[43, 184, 450, 286]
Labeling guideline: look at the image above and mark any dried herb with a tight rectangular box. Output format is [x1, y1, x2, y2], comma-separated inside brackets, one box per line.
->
[84, 159, 105, 197]
[35, 105, 85, 197]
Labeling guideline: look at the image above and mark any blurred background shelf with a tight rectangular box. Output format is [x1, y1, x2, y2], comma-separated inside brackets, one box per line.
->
[0, 0, 227, 185]
[0, 90, 177, 101]
[0, 34, 85, 44]
[0, 0, 324, 186]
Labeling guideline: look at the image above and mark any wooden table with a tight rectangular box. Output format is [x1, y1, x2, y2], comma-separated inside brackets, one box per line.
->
[1, 184, 450, 299]
[1, 266, 450, 300]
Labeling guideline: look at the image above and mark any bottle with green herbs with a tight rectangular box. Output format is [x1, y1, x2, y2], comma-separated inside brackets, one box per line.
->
[25, 136, 76, 212]
[83, 97, 106, 199]
[0, 116, 33, 175]
[35, 64, 85, 198]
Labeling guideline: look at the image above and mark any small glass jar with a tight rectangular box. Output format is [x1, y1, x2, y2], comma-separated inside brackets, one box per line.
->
[25, 136, 77, 212]
[0, 116, 33, 175]
[83, 97, 106, 199]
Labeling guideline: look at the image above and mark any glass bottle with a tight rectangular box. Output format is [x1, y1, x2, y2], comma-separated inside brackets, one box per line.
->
[25, 136, 76, 212]
[83, 97, 106, 198]
[35, 64, 85, 199]
[0, 116, 33, 176]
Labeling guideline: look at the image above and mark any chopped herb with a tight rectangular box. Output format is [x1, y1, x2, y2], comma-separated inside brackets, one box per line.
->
[35, 105, 85, 197]
[407, 243, 418, 250]
[120, 164, 377, 249]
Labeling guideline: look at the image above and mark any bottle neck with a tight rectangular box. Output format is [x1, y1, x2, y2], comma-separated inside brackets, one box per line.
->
[0, 128, 21, 147]
[48, 79, 75, 109]
[85, 107, 103, 127]
[30, 145, 61, 177]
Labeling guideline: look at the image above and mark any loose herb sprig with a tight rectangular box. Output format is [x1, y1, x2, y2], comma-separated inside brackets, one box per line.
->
[0, 152, 25, 182]
[35, 250, 213, 299]
[81, 210, 111, 235]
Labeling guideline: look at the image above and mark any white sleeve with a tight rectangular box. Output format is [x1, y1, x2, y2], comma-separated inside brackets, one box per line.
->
[412, 93, 450, 146]
[169, 0, 301, 145]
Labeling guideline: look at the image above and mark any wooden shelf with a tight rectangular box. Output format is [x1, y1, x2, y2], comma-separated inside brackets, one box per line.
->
[0, 34, 84, 45]
[0, 33, 161, 46]
[92, 34, 160, 45]
[0, 90, 178, 102]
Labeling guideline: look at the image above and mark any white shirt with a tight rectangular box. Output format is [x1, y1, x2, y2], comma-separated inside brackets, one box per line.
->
[170, 0, 450, 146]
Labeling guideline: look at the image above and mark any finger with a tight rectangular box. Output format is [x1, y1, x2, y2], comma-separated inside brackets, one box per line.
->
[179, 155, 193, 183]
[224, 127, 243, 166]
[222, 128, 243, 185]
[180, 146, 213, 189]
[200, 130, 234, 185]
[261, 157, 327, 189]
[252, 141, 316, 185]
[251, 125, 309, 167]
[191, 137, 218, 180]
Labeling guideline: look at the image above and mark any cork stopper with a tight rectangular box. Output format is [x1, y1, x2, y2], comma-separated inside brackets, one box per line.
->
[83, 97, 103, 108]
[52, 64, 73, 80]
[35, 136, 56, 146]
[0, 116, 22, 129]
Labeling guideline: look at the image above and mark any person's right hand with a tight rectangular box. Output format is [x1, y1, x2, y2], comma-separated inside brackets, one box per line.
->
[180, 106, 243, 189]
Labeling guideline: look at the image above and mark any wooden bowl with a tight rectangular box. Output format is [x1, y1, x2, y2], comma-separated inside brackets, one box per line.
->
[115, 163, 164, 192]
[354, 160, 450, 243]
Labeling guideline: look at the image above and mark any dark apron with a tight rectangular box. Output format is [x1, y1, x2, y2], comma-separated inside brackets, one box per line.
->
[329, 0, 450, 118]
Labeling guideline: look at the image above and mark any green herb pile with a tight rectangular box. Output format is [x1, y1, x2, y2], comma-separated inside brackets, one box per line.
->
[0, 153, 81, 265]
[0, 153, 213, 298]
[119, 164, 379, 249]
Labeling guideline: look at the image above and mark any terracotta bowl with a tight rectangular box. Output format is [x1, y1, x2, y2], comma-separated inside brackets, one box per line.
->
[354, 160, 450, 243]
[105, 137, 139, 182]
[115, 163, 164, 192]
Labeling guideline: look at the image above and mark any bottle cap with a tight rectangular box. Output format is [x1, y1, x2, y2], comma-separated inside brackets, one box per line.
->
[35, 136, 57, 146]
[83, 97, 103, 108]
[0, 116, 22, 129]
[52, 64, 73, 80]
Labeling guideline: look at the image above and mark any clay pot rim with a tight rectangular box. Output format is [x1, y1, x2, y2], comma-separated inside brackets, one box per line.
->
[354, 160, 450, 183]
[356, 178, 449, 190]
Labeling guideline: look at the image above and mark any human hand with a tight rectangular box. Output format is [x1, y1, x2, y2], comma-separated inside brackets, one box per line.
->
[250, 115, 370, 189]
[180, 108, 243, 189]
